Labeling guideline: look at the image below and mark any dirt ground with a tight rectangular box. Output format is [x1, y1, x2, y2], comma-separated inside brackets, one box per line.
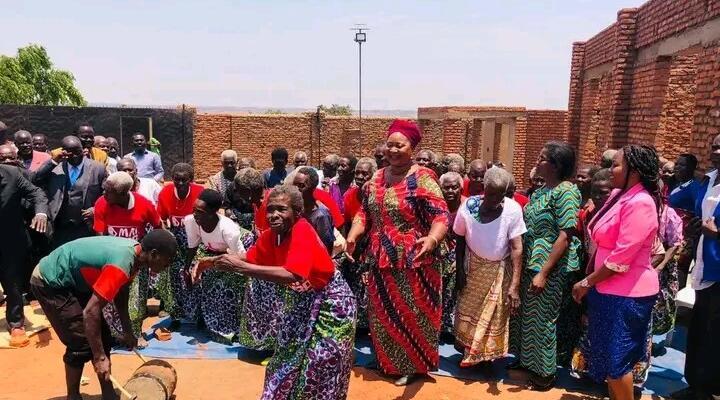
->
[0, 323, 617, 400]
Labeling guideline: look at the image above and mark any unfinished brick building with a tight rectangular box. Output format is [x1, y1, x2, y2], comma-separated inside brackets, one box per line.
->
[568, 0, 720, 170]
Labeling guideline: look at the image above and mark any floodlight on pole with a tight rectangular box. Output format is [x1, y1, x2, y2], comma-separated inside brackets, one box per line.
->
[351, 24, 368, 134]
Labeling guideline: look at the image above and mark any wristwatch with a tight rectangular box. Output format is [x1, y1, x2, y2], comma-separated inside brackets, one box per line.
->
[579, 278, 592, 288]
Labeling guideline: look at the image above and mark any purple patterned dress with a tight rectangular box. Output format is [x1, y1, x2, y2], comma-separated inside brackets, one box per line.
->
[262, 270, 356, 400]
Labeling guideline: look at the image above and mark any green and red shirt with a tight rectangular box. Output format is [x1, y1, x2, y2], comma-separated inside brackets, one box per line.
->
[38, 236, 139, 301]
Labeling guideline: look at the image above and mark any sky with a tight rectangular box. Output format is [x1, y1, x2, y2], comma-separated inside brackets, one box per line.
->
[2, 0, 646, 111]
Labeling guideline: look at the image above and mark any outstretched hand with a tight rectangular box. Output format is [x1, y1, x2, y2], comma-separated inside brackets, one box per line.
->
[413, 236, 438, 262]
[190, 257, 217, 284]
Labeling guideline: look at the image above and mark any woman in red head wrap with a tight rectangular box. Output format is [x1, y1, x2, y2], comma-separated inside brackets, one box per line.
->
[346, 119, 449, 385]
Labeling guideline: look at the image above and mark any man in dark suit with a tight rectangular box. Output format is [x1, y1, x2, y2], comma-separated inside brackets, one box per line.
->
[0, 160, 49, 347]
[34, 136, 107, 248]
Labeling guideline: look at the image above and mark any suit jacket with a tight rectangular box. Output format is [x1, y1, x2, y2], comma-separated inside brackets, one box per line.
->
[0, 164, 49, 244]
[34, 157, 107, 223]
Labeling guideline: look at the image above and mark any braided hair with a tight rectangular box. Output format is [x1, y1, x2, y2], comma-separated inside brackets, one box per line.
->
[622, 145, 662, 217]
[588, 145, 662, 232]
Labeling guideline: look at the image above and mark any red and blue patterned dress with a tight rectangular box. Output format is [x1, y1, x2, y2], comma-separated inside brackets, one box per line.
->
[247, 218, 356, 400]
[355, 166, 449, 375]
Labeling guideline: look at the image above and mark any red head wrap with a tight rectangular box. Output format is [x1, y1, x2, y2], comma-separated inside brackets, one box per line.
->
[387, 119, 421, 148]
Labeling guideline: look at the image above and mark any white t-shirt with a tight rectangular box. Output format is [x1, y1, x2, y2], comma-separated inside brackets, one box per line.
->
[136, 177, 162, 205]
[184, 214, 245, 254]
[453, 196, 527, 261]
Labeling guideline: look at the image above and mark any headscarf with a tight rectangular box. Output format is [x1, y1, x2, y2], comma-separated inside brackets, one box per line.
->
[387, 119, 421, 148]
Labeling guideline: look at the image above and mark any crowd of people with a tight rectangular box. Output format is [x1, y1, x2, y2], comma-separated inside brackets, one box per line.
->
[0, 117, 718, 400]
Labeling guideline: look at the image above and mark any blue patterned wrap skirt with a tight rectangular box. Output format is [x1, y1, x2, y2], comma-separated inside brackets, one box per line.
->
[587, 288, 656, 383]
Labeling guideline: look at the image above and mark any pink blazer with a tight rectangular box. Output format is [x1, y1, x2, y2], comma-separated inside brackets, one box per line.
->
[588, 183, 660, 297]
[29, 150, 51, 172]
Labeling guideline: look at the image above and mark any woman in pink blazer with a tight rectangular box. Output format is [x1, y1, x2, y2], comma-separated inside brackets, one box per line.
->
[572, 145, 661, 400]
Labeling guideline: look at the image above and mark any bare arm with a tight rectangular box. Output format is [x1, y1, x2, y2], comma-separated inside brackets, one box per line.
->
[507, 235, 523, 313]
[654, 245, 678, 271]
[455, 236, 466, 293]
[83, 293, 111, 380]
[530, 229, 572, 294]
[197, 253, 302, 285]
[113, 285, 134, 342]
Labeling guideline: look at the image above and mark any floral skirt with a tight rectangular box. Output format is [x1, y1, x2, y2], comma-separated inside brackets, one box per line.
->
[261, 270, 356, 400]
[238, 278, 286, 350]
[103, 267, 148, 339]
[652, 259, 679, 335]
[367, 263, 442, 375]
[454, 253, 512, 366]
[439, 245, 456, 335]
[160, 226, 202, 321]
[338, 253, 370, 330]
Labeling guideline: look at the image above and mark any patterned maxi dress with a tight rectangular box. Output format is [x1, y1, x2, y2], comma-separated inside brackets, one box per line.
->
[652, 205, 683, 335]
[355, 166, 449, 375]
[228, 207, 285, 350]
[248, 218, 356, 400]
[155, 183, 204, 322]
[509, 182, 581, 378]
[198, 228, 255, 343]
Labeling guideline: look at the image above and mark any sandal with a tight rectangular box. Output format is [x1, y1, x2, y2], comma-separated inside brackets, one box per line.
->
[9, 327, 30, 348]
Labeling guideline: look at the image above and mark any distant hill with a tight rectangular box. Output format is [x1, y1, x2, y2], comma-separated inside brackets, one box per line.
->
[90, 103, 416, 118]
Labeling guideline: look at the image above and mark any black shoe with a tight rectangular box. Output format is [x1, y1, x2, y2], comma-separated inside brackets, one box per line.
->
[670, 387, 696, 400]
[528, 373, 556, 391]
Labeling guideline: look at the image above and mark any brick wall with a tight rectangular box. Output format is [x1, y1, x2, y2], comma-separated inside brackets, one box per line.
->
[521, 110, 570, 183]
[568, 0, 720, 171]
[193, 113, 403, 179]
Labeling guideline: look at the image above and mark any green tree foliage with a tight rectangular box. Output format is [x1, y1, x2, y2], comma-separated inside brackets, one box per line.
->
[319, 104, 353, 116]
[0, 44, 86, 106]
[264, 109, 286, 115]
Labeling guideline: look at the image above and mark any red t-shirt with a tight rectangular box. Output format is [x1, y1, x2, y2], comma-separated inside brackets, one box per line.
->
[94, 193, 162, 240]
[343, 186, 362, 224]
[513, 192, 529, 208]
[157, 183, 204, 228]
[462, 177, 470, 197]
[246, 218, 334, 290]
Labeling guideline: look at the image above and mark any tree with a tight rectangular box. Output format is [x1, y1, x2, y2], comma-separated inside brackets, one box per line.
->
[319, 104, 353, 116]
[0, 44, 86, 106]
[264, 109, 286, 115]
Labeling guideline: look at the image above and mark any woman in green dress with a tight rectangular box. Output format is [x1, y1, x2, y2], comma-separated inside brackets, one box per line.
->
[509, 141, 582, 390]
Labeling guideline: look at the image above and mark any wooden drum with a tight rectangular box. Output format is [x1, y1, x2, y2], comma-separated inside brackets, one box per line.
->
[124, 359, 178, 400]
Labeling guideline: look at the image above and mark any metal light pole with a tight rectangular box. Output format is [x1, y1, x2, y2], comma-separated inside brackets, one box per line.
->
[352, 25, 368, 134]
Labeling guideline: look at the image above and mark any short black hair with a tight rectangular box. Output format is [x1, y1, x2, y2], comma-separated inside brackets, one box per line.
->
[591, 168, 612, 184]
[75, 121, 93, 133]
[198, 189, 223, 212]
[141, 229, 178, 257]
[344, 154, 358, 171]
[678, 153, 698, 171]
[544, 141, 576, 181]
[271, 147, 288, 161]
[298, 166, 320, 188]
[171, 163, 194, 179]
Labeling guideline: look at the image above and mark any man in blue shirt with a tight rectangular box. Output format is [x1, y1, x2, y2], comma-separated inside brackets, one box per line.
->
[263, 147, 289, 188]
[124, 133, 164, 182]
[669, 135, 720, 400]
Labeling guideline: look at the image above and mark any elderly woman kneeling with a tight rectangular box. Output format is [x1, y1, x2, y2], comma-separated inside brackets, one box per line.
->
[453, 167, 527, 367]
